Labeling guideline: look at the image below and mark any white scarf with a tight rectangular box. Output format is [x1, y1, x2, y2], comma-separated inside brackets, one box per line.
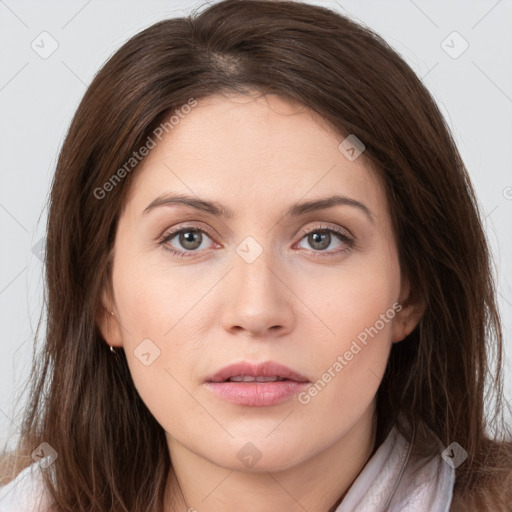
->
[335, 425, 455, 512]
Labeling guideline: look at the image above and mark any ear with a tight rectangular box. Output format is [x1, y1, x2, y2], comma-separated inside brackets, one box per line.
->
[96, 278, 123, 349]
[392, 278, 425, 343]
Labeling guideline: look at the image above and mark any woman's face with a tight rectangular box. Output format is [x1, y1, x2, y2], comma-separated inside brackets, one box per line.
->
[100, 92, 417, 472]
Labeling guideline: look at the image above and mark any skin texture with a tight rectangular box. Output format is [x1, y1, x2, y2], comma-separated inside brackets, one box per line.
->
[99, 92, 423, 512]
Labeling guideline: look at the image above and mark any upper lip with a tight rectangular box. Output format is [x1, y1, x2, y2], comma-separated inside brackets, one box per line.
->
[206, 360, 310, 383]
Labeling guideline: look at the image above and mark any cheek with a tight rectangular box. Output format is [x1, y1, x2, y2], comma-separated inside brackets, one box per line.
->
[110, 250, 216, 416]
[112, 245, 214, 338]
[293, 253, 399, 412]
[294, 252, 399, 347]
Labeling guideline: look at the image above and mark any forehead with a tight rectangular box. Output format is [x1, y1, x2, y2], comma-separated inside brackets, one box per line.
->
[125, 93, 386, 219]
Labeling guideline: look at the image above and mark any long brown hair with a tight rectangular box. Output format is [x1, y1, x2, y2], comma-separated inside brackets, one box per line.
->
[2, 1, 511, 510]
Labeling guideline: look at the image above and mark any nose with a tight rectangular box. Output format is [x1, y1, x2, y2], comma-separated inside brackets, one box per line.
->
[220, 246, 295, 338]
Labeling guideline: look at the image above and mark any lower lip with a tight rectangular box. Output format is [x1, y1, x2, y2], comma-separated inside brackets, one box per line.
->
[206, 380, 309, 407]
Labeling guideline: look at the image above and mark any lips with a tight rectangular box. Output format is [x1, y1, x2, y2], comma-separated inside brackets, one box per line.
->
[205, 360, 310, 384]
[205, 360, 311, 407]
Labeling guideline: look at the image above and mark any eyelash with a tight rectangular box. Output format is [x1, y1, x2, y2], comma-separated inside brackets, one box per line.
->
[157, 224, 355, 259]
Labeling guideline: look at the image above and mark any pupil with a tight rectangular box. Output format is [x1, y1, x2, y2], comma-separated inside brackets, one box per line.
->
[310, 231, 330, 250]
[181, 231, 201, 249]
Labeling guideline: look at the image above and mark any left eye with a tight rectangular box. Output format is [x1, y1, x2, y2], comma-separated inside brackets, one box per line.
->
[296, 228, 350, 252]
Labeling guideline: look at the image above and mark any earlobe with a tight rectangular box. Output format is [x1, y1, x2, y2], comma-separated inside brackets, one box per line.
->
[392, 281, 425, 344]
[96, 286, 123, 348]
[391, 307, 421, 343]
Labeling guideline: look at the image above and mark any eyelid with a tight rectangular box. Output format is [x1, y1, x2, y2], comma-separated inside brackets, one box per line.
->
[158, 221, 215, 240]
[296, 222, 353, 240]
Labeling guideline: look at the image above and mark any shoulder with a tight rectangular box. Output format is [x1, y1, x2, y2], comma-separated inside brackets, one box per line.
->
[0, 462, 52, 512]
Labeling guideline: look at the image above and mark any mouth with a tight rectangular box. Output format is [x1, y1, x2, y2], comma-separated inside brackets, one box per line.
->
[205, 360, 310, 384]
[223, 376, 290, 382]
[204, 360, 310, 407]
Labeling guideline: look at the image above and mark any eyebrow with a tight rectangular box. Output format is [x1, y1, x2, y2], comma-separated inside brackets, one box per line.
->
[142, 192, 375, 224]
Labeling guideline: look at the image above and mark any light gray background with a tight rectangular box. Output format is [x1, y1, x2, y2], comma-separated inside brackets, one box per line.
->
[1, 0, 511, 451]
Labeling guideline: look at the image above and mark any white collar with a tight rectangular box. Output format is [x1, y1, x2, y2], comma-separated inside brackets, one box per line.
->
[335, 425, 455, 512]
